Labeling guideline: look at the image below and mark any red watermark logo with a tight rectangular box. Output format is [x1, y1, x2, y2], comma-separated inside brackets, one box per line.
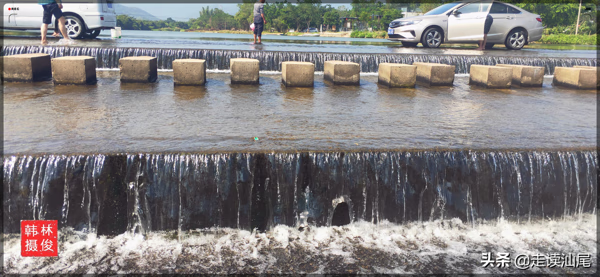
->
[21, 220, 58, 257]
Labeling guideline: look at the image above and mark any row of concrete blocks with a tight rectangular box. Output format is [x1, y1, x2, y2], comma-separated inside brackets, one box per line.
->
[2, 53, 598, 90]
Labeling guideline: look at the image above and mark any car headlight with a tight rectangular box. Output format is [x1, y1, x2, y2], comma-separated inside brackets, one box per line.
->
[389, 20, 422, 28]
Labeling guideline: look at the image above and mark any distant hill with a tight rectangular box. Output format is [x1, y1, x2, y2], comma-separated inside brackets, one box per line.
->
[115, 4, 161, 21]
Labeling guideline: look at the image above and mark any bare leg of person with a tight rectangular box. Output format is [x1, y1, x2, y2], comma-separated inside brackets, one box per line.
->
[254, 33, 257, 44]
[476, 34, 487, 50]
[258, 35, 261, 44]
[57, 16, 71, 40]
[52, 25, 60, 37]
[481, 34, 488, 49]
[41, 24, 49, 44]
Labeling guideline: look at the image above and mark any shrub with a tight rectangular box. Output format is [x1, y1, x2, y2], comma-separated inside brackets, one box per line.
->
[538, 34, 597, 45]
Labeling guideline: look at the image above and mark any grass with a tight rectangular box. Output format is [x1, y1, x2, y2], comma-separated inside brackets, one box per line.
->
[537, 34, 597, 45]
[350, 30, 387, 39]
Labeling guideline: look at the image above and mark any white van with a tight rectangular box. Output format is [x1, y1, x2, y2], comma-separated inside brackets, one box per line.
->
[3, 0, 116, 39]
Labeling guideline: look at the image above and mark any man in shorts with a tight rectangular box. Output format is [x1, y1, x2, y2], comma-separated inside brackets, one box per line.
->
[253, 0, 266, 44]
[39, 0, 71, 45]
[475, 13, 493, 50]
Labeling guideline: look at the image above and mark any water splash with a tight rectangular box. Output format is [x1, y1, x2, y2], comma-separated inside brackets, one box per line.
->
[2, 45, 596, 74]
[3, 150, 597, 235]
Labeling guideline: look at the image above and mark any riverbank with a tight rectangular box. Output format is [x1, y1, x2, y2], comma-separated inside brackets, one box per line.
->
[188, 29, 353, 38]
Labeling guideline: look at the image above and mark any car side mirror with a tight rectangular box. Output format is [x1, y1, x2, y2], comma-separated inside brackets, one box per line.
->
[452, 10, 461, 16]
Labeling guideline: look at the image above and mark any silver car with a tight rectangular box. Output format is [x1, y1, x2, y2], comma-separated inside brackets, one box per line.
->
[387, 0, 544, 50]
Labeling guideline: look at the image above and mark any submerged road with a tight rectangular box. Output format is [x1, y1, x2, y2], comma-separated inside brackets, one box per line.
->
[2, 29, 598, 58]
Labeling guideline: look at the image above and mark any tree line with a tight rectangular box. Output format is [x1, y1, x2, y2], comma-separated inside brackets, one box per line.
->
[117, 0, 598, 34]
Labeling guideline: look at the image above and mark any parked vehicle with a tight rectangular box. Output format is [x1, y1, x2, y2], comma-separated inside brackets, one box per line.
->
[387, 0, 544, 50]
[301, 28, 319, 33]
[3, 0, 116, 39]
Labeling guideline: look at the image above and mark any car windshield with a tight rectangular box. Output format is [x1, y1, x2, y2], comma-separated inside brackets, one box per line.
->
[424, 3, 462, 15]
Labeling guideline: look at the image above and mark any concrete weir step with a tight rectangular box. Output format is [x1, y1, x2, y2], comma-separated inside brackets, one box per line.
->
[413, 62, 455, 86]
[377, 63, 416, 88]
[553, 66, 598, 90]
[281, 61, 314, 87]
[119, 56, 158, 83]
[230, 58, 260, 84]
[573, 66, 599, 89]
[52, 56, 97, 85]
[324, 61, 360, 85]
[173, 59, 206, 86]
[496, 64, 544, 87]
[2, 53, 52, 82]
[469, 65, 512, 89]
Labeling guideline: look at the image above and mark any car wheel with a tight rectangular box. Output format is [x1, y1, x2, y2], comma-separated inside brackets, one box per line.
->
[505, 29, 527, 50]
[485, 43, 495, 49]
[401, 42, 418, 47]
[421, 27, 443, 48]
[85, 29, 101, 39]
[62, 15, 86, 39]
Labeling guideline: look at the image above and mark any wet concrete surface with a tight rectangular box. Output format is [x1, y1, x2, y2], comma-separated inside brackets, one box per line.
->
[2, 30, 598, 58]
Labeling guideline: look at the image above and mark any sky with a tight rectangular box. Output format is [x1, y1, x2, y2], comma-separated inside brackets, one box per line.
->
[122, 4, 348, 21]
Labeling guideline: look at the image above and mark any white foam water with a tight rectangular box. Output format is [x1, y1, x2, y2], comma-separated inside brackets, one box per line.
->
[4, 214, 597, 274]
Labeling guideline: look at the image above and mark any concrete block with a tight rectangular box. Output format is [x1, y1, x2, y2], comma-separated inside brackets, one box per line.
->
[553, 66, 597, 89]
[324, 61, 360, 85]
[413, 62, 455, 86]
[230, 58, 259, 84]
[173, 59, 206, 86]
[574, 66, 599, 88]
[282, 62, 314, 87]
[496, 64, 544, 87]
[119, 56, 157, 83]
[51, 56, 96, 85]
[469, 65, 512, 89]
[378, 63, 416, 88]
[2, 53, 52, 82]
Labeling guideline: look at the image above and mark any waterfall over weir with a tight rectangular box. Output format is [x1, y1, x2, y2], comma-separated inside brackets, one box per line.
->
[3, 150, 597, 235]
[2, 45, 597, 75]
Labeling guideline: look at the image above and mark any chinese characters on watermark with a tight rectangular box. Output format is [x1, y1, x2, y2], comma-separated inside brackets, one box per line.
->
[482, 252, 593, 270]
[21, 220, 58, 257]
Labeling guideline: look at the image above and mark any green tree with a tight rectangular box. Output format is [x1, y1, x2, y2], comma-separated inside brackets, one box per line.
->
[234, 1, 255, 31]
[323, 9, 340, 31]
[417, 3, 439, 14]
[297, 0, 323, 32]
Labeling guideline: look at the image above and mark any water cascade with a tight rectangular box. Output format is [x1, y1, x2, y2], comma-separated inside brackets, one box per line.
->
[3, 150, 596, 235]
[2, 45, 597, 74]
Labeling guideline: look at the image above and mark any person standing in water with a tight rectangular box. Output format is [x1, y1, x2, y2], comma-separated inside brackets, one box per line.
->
[475, 8, 494, 50]
[253, 0, 266, 44]
[39, 0, 71, 45]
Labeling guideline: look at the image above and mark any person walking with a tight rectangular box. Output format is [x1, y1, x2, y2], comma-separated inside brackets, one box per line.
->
[39, 0, 71, 45]
[253, 0, 266, 44]
[475, 5, 494, 50]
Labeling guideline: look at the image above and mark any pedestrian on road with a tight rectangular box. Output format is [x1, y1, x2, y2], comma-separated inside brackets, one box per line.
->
[476, 5, 494, 50]
[253, 0, 266, 44]
[39, 0, 71, 45]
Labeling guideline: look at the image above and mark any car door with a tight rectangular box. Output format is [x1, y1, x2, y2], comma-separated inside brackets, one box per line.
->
[447, 0, 493, 41]
[14, 3, 50, 29]
[4, 2, 18, 27]
[487, 2, 518, 42]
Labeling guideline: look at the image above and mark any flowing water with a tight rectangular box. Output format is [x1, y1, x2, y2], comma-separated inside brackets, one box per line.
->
[3, 30, 598, 56]
[3, 73, 597, 154]
[3, 150, 597, 235]
[1, 45, 597, 74]
[2, 40, 598, 273]
[3, 215, 597, 274]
